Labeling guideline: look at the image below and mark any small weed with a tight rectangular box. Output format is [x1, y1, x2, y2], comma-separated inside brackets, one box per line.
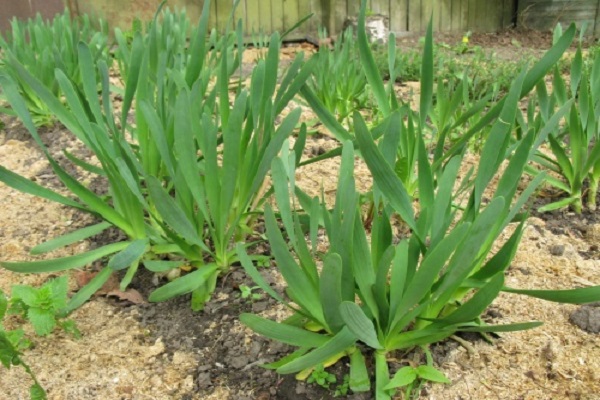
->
[307, 364, 337, 389]
[9, 276, 80, 338]
[239, 285, 263, 301]
[334, 374, 350, 397]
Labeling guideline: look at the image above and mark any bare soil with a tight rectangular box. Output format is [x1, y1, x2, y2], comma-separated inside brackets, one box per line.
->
[1, 33, 600, 400]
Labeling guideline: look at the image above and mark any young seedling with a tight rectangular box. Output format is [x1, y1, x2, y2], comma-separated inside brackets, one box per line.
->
[0, 290, 47, 400]
[307, 364, 337, 390]
[8, 276, 80, 338]
[239, 285, 263, 301]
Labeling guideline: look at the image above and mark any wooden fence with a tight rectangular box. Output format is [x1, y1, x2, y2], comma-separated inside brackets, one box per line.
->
[3, 0, 600, 39]
[518, 0, 600, 36]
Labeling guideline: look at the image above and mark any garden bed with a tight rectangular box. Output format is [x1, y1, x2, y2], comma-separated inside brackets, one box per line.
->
[1, 31, 600, 400]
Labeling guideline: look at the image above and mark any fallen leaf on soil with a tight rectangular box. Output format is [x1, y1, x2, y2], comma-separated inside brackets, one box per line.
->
[74, 270, 120, 294]
[106, 289, 147, 305]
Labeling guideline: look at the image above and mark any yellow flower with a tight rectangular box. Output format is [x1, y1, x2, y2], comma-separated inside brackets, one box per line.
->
[462, 35, 469, 44]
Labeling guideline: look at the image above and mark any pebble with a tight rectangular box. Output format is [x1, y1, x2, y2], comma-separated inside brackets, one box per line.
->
[196, 372, 212, 387]
[549, 244, 565, 256]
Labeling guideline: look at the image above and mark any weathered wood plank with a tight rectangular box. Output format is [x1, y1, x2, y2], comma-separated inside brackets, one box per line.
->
[258, 0, 271, 34]
[271, 0, 284, 33]
[596, 0, 600, 36]
[502, 0, 516, 29]
[407, 0, 421, 32]
[245, 0, 261, 35]
[281, 0, 300, 33]
[519, 0, 599, 32]
[333, 0, 347, 35]
[310, 0, 323, 33]
[422, 0, 433, 31]
[347, 0, 360, 18]
[390, 0, 408, 32]
[467, 0, 479, 31]
[439, 0, 452, 31]
[215, 0, 233, 32]
[370, 0, 388, 15]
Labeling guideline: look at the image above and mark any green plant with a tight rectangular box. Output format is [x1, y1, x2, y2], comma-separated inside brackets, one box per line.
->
[386, 362, 449, 398]
[527, 44, 600, 212]
[237, 3, 600, 399]
[1, 290, 47, 400]
[306, 364, 337, 389]
[334, 374, 350, 397]
[0, 0, 314, 311]
[307, 27, 370, 127]
[239, 285, 262, 301]
[8, 276, 80, 338]
[0, 10, 110, 126]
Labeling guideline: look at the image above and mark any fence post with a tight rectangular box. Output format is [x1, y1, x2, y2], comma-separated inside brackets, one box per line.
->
[595, 0, 600, 36]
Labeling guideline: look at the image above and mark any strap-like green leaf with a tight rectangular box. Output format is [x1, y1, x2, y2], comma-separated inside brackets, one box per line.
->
[30, 222, 111, 255]
[504, 285, 600, 304]
[2, 242, 129, 273]
[107, 239, 148, 271]
[148, 264, 220, 302]
[240, 314, 329, 348]
[0, 165, 84, 211]
[63, 266, 113, 314]
[354, 112, 417, 234]
[276, 327, 357, 374]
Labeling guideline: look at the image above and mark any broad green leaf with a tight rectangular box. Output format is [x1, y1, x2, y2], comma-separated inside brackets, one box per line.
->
[387, 328, 455, 351]
[148, 264, 220, 302]
[416, 365, 450, 383]
[276, 327, 357, 374]
[30, 383, 47, 400]
[320, 254, 344, 333]
[107, 239, 148, 271]
[339, 302, 382, 349]
[27, 308, 56, 336]
[375, 351, 391, 400]
[384, 366, 417, 390]
[349, 349, 370, 392]
[240, 314, 329, 348]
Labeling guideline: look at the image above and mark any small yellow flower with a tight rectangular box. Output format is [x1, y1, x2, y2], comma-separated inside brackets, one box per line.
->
[462, 35, 469, 44]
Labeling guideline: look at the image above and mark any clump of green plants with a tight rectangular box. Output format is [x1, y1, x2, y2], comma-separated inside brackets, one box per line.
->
[527, 40, 600, 212]
[0, 10, 110, 126]
[237, 2, 600, 399]
[0, 277, 77, 400]
[0, 0, 313, 312]
[307, 26, 370, 127]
